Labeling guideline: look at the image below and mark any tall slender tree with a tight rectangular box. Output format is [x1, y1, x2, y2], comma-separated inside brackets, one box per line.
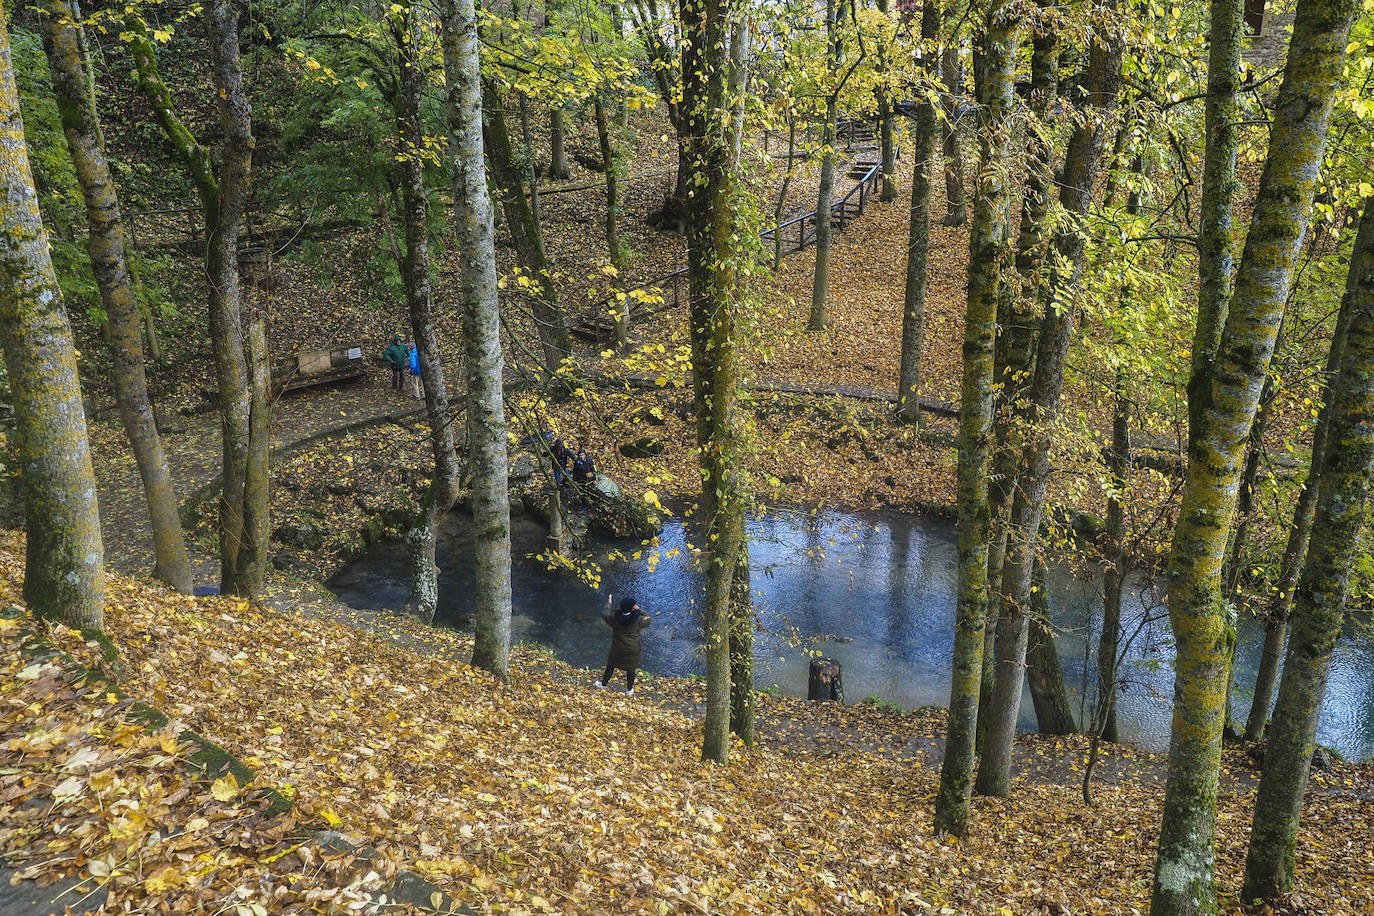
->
[441, 0, 514, 679]
[808, 0, 841, 331]
[0, 4, 104, 630]
[895, 0, 941, 425]
[1150, 0, 1359, 907]
[1244, 292, 1352, 740]
[978, 3, 1121, 797]
[1241, 198, 1374, 901]
[39, 0, 190, 594]
[932, 0, 1021, 837]
[681, 0, 746, 764]
[126, 5, 268, 598]
[393, 4, 461, 624]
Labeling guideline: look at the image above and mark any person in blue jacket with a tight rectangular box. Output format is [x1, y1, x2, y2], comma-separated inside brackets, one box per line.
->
[408, 344, 422, 399]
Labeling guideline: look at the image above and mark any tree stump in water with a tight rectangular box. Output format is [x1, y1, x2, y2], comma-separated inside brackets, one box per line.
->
[808, 658, 843, 702]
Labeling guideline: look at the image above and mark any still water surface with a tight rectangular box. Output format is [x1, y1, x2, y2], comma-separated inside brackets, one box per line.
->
[329, 508, 1374, 761]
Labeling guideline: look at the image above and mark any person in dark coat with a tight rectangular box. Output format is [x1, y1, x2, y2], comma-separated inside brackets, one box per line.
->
[383, 333, 408, 391]
[595, 594, 650, 694]
[572, 447, 596, 485]
[551, 437, 572, 486]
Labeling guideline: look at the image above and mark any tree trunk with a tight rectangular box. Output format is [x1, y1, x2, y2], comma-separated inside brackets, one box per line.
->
[1098, 373, 1130, 743]
[1244, 278, 1353, 741]
[398, 6, 460, 625]
[40, 0, 190, 594]
[593, 98, 628, 350]
[1027, 560, 1077, 735]
[548, 106, 571, 180]
[895, 0, 940, 425]
[0, 8, 104, 630]
[1151, 0, 1358, 907]
[807, 0, 839, 332]
[1242, 195, 1374, 902]
[772, 119, 796, 270]
[939, 47, 968, 227]
[681, 0, 745, 765]
[875, 0, 897, 203]
[442, 0, 514, 679]
[977, 14, 1059, 745]
[729, 542, 754, 745]
[482, 80, 572, 377]
[932, 0, 1020, 838]
[978, 6, 1119, 798]
[203, 0, 262, 599]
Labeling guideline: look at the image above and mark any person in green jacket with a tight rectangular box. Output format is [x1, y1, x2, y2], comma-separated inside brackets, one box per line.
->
[383, 333, 409, 391]
[595, 594, 650, 694]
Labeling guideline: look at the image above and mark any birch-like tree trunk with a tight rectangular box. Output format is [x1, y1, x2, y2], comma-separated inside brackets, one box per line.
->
[807, 0, 839, 332]
[0, 7, 104, 629]
[895, 0, 940, 425]
[1151, 0, 1359, 907]
[932, 0, 1020, 837]
[681, 0, 745, 764]
[978, 8, 1120, 796]
[39, 0, 189, 593]
[441, 0, 514, 679]
[1241, 197, 1374, 902]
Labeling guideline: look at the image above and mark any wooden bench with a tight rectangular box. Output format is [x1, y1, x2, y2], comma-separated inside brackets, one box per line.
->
[272, 344, 368, 395]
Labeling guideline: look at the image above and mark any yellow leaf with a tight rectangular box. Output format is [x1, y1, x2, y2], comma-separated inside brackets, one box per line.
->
[320, 807, 343, 827]
[210, 772, 239, 803]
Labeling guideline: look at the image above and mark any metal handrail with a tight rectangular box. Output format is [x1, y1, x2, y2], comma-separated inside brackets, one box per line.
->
[583, 145, 886, 330]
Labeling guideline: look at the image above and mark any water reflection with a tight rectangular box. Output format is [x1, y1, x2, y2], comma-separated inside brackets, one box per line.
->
[328, 508, 1374, 761]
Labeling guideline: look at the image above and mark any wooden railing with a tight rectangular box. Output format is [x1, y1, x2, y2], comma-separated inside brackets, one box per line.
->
[574, 128, 886, 341]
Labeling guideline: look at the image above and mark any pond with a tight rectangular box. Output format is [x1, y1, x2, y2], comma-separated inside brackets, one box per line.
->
[328, 507, 1374, 762]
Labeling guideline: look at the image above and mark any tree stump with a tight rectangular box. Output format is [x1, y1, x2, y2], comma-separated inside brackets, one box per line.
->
[808, 657, 843, 702]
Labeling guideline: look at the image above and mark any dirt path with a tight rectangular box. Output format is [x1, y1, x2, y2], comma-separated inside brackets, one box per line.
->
[89, 375, 423, 581]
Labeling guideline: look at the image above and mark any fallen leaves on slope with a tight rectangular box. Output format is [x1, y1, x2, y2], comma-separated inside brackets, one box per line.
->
[3, 534, 1368, 915]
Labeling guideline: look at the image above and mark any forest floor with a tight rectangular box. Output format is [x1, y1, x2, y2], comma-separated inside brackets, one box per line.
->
[2, 539, 1371, 916]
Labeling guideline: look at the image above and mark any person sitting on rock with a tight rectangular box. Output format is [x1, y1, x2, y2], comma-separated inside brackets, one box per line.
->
[572, 447, 596, 486]
[595, 594, 650, 694]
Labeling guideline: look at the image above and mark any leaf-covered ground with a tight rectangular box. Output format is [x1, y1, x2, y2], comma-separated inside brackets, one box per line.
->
[2, 535, 1370, 915]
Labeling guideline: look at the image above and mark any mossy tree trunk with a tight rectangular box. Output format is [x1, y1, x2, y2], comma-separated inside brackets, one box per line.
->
[395, 5, 460, 625]
[978, 11, 1059, 748]
[127, 6, 266, 598]
[441, 0, 514, 679]
[932, 0, 1020, 838]
[1244, 291, 1351, 740]
[482, 79, 572, 378]
[0, 6, 104, 630]
[895, 0, 940, 425]
[39, 0, 190, 594]
[1151, 0, 1358, 908]
[681, 0, 745, 765]
[978, 6, 1120, 796]
[1242, 196, 1374, 902]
